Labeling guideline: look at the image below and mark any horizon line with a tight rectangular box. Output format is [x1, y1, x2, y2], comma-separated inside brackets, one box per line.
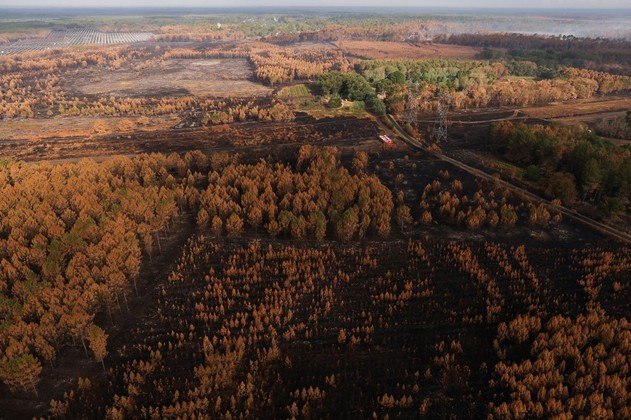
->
[2, 5, 631, 10]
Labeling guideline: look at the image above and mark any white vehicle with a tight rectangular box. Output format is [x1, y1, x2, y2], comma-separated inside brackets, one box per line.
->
[379, 135, 394, 145]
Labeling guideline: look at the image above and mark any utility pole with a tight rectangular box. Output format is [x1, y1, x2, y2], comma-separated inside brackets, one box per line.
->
[432, 91, 451, 144]
[402, 82, 419, 127]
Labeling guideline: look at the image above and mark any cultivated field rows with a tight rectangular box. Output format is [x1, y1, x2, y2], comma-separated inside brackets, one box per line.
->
[0, 30, 153, 55]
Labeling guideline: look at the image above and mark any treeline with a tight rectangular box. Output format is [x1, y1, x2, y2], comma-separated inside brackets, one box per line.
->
[436, 33, 631, 53]
[436, 33, 631, 75]
[153, 24, 245, 42]
[0, 46, 138, 74]
[489, 122, 631, 213]
[358, 59, 630, 114]
[195, 146, 393, 240]
[264, 19, 449, 44]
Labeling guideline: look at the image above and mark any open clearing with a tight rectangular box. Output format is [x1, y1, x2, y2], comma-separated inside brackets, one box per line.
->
[0, 116, 381, 162]
[68, 58, 272, 97]
[334, 40, 481, 60]
[522, 95, 631, 120]
[0, 115, 181, 141]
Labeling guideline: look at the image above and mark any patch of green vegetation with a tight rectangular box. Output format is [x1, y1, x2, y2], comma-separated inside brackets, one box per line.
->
[318, 71, 386, 116]
[482, 155, 526, 180]
[361, 59, 500, 91]
[489, 121, 631, 211]
[297, 98, 369, 119]
[327, 94, 343, 108]
[278, 84, 312, 98]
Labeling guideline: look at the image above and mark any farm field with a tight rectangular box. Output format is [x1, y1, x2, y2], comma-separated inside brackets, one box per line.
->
[0, 29, 153, 55]
[68, 58, 272, 98]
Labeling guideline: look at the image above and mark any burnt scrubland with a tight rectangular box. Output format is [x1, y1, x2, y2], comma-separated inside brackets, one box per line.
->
[0, 7, 630, 419]
[0, 147, 628, 419]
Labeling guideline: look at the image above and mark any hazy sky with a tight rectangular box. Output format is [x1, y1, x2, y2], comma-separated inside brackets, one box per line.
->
[2, 0, 630, 8]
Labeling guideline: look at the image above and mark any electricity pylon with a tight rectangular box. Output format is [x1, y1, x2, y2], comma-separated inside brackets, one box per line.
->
[402, 82, 419, 126]
[432, 91, 451, 144]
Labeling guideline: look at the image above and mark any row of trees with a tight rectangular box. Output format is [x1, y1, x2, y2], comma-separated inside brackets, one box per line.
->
[264, 19, 455, 44]
[436, 33, 631, 75]
[153, 24, 245, 43]
[201, 101, 294, 126]
[0, 45, 139, 74]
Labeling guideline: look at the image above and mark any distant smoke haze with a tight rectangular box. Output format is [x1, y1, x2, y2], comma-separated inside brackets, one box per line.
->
[2, 1, 629, 40]
[3, 1, 631, 8]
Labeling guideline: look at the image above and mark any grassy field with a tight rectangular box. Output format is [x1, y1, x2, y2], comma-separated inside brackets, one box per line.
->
[296, 98, 372, 119]
[277, 83, 313, 98]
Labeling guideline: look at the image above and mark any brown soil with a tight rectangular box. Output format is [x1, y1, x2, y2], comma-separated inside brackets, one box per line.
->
[67, 58, 271, 98]
[0, 116, 381, 163]
[0, 115, 181, 141]
[522, 95, 631, 120]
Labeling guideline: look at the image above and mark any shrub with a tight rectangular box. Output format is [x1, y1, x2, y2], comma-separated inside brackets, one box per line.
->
[327, 94, 342, 108]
